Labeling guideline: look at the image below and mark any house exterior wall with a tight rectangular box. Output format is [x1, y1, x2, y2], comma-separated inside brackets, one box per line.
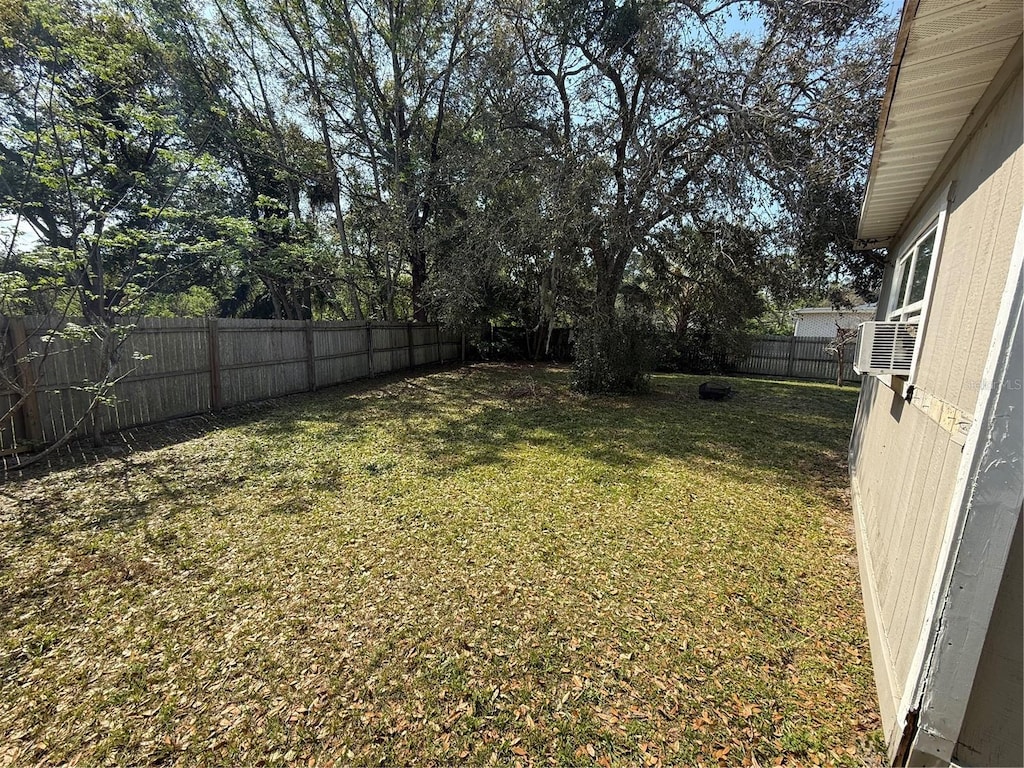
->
[850, 382, 965, 733]
[849, 66, 1022, 747]
[793, 311, 873, 338]
[953, 510, 1023, 766]
[912, 70, 1023, 419]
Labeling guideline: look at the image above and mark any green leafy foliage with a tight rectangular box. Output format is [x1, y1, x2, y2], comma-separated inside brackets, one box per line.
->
[0, 0, 248, 320]
[571, 311, 656, 393]
[2, 0, 893, 336]
[1, 0, 896, 429]
[500, 0, 893, 390]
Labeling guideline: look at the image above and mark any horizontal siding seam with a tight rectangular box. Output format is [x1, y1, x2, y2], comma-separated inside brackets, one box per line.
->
[909, 387, 974, 445]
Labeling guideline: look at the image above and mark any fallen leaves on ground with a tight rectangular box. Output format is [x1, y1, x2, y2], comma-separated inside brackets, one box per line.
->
[0, 365, 884, 766]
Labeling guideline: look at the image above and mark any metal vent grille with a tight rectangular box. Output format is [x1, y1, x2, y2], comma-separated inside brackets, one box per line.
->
[854, 322, 920, 376]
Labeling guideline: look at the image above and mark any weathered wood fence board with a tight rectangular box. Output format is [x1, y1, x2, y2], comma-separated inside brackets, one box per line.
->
[734, 335, 858, 382]
[313, 321, 372, 388]
[217, 320, 310, 407]
[1, 317, 462, 453]
[370, 324, 413, 375]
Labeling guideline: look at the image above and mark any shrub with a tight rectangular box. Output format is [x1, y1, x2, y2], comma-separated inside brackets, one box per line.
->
[653, 327, 752, 374]
[571, 311, 656, 393]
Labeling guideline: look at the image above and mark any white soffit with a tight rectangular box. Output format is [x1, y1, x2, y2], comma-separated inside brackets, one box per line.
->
[857, 0, 1023, 242]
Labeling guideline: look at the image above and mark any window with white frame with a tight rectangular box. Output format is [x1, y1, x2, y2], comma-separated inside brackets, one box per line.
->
[888, 223, 937, 321]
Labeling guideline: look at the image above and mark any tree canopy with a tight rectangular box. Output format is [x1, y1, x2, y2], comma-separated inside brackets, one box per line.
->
[1, 0, 895, 391]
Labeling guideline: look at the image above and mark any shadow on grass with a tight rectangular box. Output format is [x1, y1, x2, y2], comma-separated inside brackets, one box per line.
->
[239, 363, 859, 513]
[1, 363, 859, 546]
[0, 365, 460, 543]
[2, 364, 457, 476]
[378, 365, 858, 498]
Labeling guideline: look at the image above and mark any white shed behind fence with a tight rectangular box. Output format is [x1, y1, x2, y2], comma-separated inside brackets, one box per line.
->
[792, 304, 875, 337]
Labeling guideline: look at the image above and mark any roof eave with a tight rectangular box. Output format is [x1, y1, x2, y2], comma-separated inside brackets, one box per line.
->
[856, 0, 920, 244]
[856, 1, 1023, 243]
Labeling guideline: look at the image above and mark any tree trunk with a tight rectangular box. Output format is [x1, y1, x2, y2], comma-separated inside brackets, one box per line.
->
[83, 218, 106, 323]
[409, 244, 428, 323]
[90, 325, 109, 447]
[574, 276, 619, 393]
[572, 247, 646, 393]
[87, 218, 107, 446]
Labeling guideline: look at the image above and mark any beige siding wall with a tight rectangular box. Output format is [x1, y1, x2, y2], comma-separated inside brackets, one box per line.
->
[850, 69, 1023, 740]
[850, 382, 963, 730]
[915, 72, 1023, 415]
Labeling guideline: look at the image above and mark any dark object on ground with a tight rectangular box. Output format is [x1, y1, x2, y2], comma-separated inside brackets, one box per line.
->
[699, 381, 734, 401]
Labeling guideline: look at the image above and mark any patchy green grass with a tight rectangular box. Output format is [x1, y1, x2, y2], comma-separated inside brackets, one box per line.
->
[0, 364, 882, 767]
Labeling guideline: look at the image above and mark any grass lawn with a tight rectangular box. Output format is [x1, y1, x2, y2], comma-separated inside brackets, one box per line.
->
[0, 364, 882, 767]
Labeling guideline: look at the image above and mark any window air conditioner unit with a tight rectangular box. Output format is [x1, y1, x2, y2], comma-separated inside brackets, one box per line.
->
[854, 321, 919, 376]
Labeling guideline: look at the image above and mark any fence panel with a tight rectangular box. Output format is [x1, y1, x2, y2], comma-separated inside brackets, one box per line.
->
[412, 325, 436, 366]
[315, 322, 369, 387]
[734, 334, 858, 382]
[0, 327, 21, 454]
[371, 324, 409, 375]
[217, 320, 309, 406]
[25, 316, 98, 444]
[1, 317, 459, 454]
[438, 327, 461, 362]
[109, 319, 211, 431]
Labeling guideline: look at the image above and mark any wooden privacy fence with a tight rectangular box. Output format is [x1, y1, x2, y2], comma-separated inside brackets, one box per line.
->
[734, 334, 859, 382]
[1, 316, 461, 455]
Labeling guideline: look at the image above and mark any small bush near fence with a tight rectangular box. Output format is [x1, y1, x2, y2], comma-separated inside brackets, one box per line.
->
[473, 327, 855, 385]
[570, 313, 658, 393]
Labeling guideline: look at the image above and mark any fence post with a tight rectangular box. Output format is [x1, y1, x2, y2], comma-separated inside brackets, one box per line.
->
[207, 317, 222, 412]
[407, 322, 415, 369]
[786, 335, 797, 378]
[7, 318, 44, 446]
[366, 322, 375, 377]
[305, 319, 316, 391]
[434, 324, 442, 363]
